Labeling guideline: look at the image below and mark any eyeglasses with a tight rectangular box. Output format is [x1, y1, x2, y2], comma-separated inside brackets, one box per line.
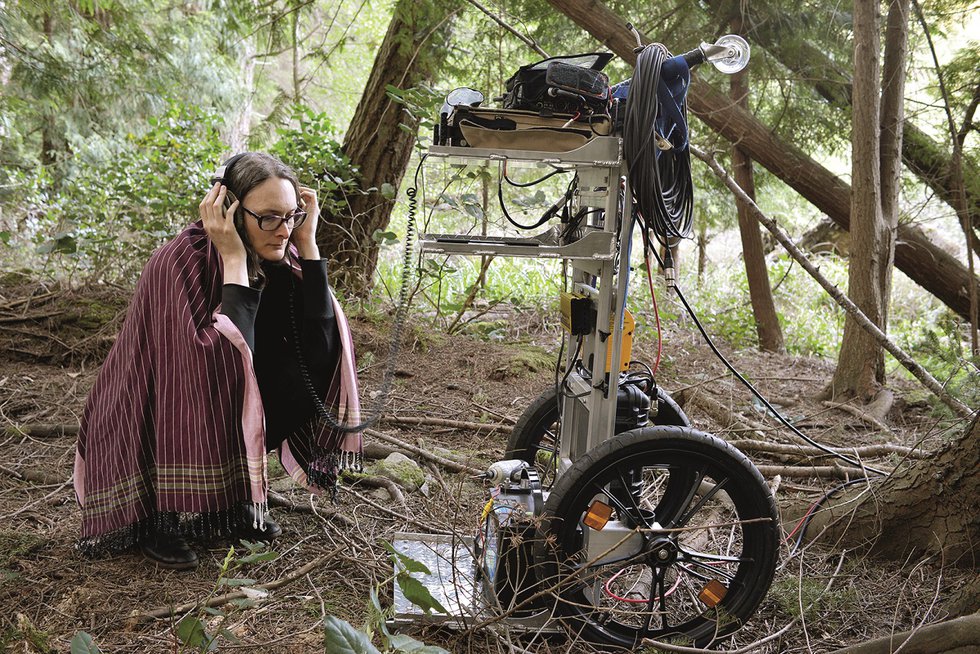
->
[241, 206, 308, 231]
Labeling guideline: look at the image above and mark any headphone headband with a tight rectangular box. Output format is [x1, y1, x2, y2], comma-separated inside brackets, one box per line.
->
[210, 153, 247, 185]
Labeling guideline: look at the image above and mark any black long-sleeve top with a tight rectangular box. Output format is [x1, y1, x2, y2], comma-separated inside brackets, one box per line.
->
[221, 259, 339, 451]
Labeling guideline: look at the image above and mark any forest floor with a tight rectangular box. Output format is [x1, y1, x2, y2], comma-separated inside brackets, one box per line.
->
[0, 278, 975, 653]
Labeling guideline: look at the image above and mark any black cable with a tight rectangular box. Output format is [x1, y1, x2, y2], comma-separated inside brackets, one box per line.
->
[623, 44, 694, 249]
[498, 173, 573, 230]
[790, 478, 868, 554]
[647, 245, 887, 476]
[289, 155, 427, 433]
[503, 165, 566, 188]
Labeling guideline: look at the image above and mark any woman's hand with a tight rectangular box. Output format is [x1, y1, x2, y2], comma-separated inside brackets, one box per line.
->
[200, 183, 248, 285]
[292, 185, 320, 260]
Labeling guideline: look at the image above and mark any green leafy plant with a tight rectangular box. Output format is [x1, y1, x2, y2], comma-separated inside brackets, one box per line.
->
[268, 105, 357, 221]
[69, 631, 102, 653]
[321, 540, 449, 654]
[173, 540, 279, 653]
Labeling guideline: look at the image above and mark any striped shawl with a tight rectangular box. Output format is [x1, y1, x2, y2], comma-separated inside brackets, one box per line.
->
[74, 221, 361, 555]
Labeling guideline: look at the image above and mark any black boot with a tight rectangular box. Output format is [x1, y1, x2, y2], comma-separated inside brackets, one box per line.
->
[236, 504, 282, 542]
[141, 534, 199, 570]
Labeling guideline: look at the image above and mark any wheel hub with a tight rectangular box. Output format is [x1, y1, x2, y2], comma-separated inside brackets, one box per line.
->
[645, 537, 678, 565]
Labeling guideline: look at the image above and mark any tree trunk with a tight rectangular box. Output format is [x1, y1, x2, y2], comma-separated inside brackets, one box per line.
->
[830, 0, 888, 401]
[816, 414, 980, 568]
[704, 0, 980, 248]
[544, 0, 980, 320]
[729, 14, 784, 353]
[226, 35, 256, 153]
[878, 0, 908, 334]
[324, 0, 454, 294]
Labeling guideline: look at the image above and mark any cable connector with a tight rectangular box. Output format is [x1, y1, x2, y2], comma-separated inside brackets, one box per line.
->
[663, 248, 676, 289]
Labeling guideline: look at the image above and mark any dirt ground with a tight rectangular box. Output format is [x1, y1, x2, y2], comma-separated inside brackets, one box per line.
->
[0, 280, 974, 653]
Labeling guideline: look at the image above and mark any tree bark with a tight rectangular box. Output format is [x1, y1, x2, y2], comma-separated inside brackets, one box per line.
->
[324, 0, 454, 294]
[830, 0, 888, 401]
[828, 612, 980, 654]
[816, 413, 980, 567]
[704, 0, 980, 248]
[878, 0, 909, 333]
[729, 14, 784, 354]
[544, 0, 980, 320]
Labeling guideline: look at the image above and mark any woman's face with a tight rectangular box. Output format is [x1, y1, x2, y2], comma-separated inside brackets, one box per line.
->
[240, 176, 298, 262]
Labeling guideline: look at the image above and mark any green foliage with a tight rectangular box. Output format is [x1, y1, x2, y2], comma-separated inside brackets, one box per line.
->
[318, 543, 450, 653]
[891, 311, 980, 416]
[323, 616, 382, 654]
[20, 101, 227, 281]
[268, 105, 357, 220]
[173, 541, 277, 653]
[69, 631, 102, 654]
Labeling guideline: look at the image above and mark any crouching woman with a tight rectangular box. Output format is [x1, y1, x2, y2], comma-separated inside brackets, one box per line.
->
[74, 152, 362, 569]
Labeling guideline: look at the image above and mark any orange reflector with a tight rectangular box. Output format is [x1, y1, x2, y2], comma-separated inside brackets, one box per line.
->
[583, 500, 613, 531]
[698, 579, 728, 607]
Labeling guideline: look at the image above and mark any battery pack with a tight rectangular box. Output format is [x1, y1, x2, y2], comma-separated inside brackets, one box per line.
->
[560, 292, 595, 335]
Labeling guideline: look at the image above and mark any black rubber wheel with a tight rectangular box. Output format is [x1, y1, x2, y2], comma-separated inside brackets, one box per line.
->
[504, 385, 690, 488]
[532, 426, 779, 649]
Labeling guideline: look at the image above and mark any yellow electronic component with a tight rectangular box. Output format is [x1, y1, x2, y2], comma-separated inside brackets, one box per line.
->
[605, 309, 635, 373]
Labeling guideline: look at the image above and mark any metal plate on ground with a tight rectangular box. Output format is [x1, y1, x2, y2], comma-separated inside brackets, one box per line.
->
[389, 532, 558, 633]
[391, 532, 478, 625]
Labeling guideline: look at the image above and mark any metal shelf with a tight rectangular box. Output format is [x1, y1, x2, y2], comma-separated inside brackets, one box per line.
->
[427, 136, 622, 168]
[419, 230, 615, 260]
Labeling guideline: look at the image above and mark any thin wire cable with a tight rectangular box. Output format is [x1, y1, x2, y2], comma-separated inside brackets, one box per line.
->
[647, 245, 887, 476]
[289, 155, 427, 433]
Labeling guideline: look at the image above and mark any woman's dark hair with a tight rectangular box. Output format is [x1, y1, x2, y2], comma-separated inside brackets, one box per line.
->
[223, 152, 302, 285]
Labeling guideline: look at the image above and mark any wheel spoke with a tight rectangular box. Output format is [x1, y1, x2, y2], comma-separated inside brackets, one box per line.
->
[680, 548, 747, 564]
[615, 466, 655, 529]
[679, 558, 737, 582]
[676, 476, 731, 528]
[664, 465, 706, 528]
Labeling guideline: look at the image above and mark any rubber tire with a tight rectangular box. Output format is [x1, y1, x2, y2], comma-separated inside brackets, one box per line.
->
[532, 426, 779, 650]
[504, 385, 691, 479]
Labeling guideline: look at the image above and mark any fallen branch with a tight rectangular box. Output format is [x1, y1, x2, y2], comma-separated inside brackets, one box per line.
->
[821, 400, 894, 436]
[346, 474, 406, 505]
[137, 545, 345, 622]
[365, 428, 484, 475]
[0, 464, 68, 485]
[692, 144, 974, 419]
[266, 491, 355, 528]
[728, 439, 921, 460]
[756, 464, 880, 480]
[827, 612, 980, 654]
[4, 423, 79, 439]
[381, 415, 513, 435]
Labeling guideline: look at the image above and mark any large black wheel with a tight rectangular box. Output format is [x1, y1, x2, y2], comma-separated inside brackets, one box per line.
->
[504, 386, 690, 488]
[532, 426, 779, 649]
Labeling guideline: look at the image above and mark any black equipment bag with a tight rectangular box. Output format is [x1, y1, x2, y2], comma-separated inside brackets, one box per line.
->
[503, 52, 614, 115]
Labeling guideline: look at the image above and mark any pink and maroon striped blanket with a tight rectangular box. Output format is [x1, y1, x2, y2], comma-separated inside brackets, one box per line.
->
[74, 221, 361, 554]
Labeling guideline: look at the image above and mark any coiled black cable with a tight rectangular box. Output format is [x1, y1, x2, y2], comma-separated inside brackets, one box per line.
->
[623, 44, 694, 248]
[288, 155, 426, 433]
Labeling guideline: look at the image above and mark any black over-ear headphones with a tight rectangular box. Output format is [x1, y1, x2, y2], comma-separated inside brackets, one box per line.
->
[210, 153, 247, 187]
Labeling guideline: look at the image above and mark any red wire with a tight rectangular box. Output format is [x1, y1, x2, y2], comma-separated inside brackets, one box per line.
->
[644, 251, 663, 375]
[784, 497, 823, 542]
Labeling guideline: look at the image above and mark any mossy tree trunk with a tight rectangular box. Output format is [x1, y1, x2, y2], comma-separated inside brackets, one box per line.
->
[320, 0, 455, 294]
